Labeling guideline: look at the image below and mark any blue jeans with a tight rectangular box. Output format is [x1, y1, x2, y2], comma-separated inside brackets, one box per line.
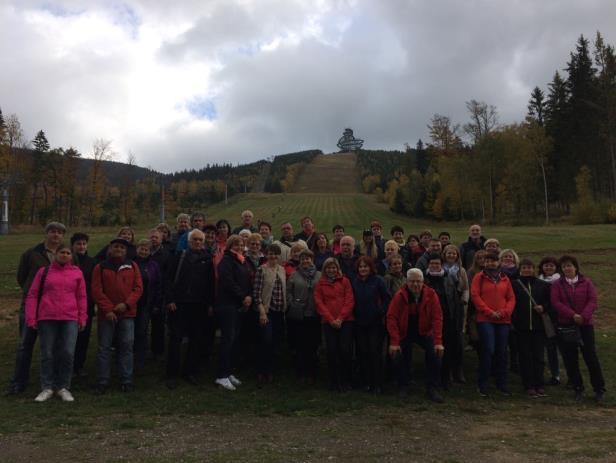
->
[38, 320, 78, 390]
[215, 305, 240, 378]
[96, 318, 135, 386]
[477, 322, 509, 390]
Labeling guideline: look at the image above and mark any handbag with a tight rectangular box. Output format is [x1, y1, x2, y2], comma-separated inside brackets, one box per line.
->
[557, 325, 582, 344]
[515, 280, 556, 339]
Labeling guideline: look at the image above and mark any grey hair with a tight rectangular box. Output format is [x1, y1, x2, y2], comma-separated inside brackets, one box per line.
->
[188, 229, 205, 241]
[406, 268, 424, 281]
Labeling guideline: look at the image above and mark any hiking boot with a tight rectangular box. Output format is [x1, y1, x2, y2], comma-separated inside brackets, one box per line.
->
[57, 388, 74, 402]
[594, 390, 605, 403]
[34, 389, 54, 402]
[427, 388, 444, 404]
[526, 388, 537, 398]
[535, 388, 546, 397]
[478, 387, 489, 398]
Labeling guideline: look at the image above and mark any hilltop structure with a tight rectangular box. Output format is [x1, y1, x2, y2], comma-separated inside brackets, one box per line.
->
[337, 128, 364, 151]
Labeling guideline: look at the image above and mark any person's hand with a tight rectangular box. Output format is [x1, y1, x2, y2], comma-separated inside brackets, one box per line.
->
[259, 312, 268, 326]
[573, 314, 584, 325]
[105, 312, 118, 322]
[166, 302, 177, 312]
[434, 344, 445, 358]
[491, 311, 502, 320]
[243, 296, 252, 308]
[533, 305, 544, 314]
[114, 303, 127, 313]
[333, 319, 343, 329]
[389, 345, 401, 357]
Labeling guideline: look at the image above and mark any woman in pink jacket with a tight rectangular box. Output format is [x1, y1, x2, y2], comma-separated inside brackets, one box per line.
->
[550, 255, 605, 402]
[26, 245, 87, 402]
[314, 257, 355, 392]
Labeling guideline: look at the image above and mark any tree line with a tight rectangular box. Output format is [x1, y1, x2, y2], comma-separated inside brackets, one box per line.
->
[358, 32, 616, 224]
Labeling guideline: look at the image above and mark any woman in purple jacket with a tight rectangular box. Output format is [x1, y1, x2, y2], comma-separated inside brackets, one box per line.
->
[550, 255, 605, 402]
[26, 245, 87, 402]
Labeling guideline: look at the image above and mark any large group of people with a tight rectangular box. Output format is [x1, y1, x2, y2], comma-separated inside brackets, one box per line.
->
[6, 215, 607, 404]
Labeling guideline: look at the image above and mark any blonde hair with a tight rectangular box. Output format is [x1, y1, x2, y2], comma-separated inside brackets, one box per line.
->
[247, 233, 263, 244]
[499, 248, 520, 266]
[321, 257, 342, 277]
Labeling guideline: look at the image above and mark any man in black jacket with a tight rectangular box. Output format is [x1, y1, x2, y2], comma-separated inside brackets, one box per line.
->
[6, 222, 65, 395]
[459, 224, 486, 270]
[71, 232, 96, 377]
[164, 229, 215, 388]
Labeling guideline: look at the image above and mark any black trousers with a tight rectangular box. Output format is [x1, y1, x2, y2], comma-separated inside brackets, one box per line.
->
[515, 330, 546, 389]
[287, 317, 322, 378]
[441, 324, 464, 386]
[150, 306, 166, 357]
[393, 332, 441, 391]
[73, 307, 94, 372]
[559, 325, 605, 393]
[11, 309, 38, 390]
[166, 303, 206, 379]
[356, 323, 384, 389]
[323, 322, 354, 389]
[215, 305, 240, 379]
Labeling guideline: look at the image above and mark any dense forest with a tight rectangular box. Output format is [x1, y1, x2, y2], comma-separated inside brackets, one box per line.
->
[357, 32, 616, 224]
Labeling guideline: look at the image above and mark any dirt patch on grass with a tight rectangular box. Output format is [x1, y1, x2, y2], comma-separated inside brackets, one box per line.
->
[2, 405, 615, 462]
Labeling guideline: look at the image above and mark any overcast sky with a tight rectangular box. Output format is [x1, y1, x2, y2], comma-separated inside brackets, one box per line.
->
[1, 1, 614, 173]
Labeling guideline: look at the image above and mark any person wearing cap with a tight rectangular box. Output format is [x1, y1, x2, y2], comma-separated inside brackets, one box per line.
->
[232, 210, 257, 235]
[370, 221, 385, 257]
[471, 251, 516, 397]
[415, 239, 443, 273]
[92, 238, 143, 394]
[164, 229, 215, 388]
[6, 221, 66, 395]
[71, 232, 96, 377]
[94, 226, 136, 262]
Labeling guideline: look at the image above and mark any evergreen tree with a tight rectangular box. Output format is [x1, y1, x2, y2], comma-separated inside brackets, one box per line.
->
[527, 86, 546, 126]
[416, 139, 429, 175]
[32, 130, 50, 153]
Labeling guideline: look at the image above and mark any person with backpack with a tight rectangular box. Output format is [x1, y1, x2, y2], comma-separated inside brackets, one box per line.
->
[25, 245, 87, 402]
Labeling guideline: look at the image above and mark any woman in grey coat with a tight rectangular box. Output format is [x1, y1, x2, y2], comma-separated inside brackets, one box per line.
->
[286, 249, 322, 383]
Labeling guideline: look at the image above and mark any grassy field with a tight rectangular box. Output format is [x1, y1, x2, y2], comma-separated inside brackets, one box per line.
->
[1, 155, 616, 462]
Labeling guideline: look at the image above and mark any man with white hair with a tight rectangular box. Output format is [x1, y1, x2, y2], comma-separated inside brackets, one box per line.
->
[336, 236, 359, 280]
[387, 268, 445, 403]
[232, 210, 257, 235]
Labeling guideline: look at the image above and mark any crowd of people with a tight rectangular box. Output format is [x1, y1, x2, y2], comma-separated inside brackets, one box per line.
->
[6, 212, 607, 404]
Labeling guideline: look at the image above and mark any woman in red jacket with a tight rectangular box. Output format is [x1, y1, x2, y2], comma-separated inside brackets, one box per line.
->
[26, 245, 87, 402]
[550, 255, 605, 402]
[314, 257, 355, 391]
[470, 251, 515, 397]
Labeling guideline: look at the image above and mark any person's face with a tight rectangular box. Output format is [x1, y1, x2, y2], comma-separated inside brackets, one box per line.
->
[428, 259, 442, 273]
[561, 262, 577, 279]
[420, 235, 432, 247]
[325, 264, 337, 279]
[358, 261, 370, 277]
[372, 226, 382, 237]
[119, 229, 132, 241]
[445, 249, 458, 263]
[476, 254, 486, 268]
[72, 240, 87, 256]
[485, 242, 498, 252]
[291, 248, 301, 260]
[408, 237, 419, 248]
[55, 248, 72, 265]
[317, 235, 327, 249]
[240, 234, 249, 247]
[110, 243, 127, 259]
[281, 224, 293, 239]
[334, 228, 344, 241]
[541, 262, 557, 277]
[204, 230, 216, 245]
[248, 240, 261, 254]
[390, 259, 402, 274]
[159, 228, 170, 240]
[177, 219, 190, 232]
[340, 240, 353, 256]
[407, 275, 423, 295]
[302, 218, 314, 233]
[300, 254, 312, 268]
[150, 231, 161, 247]
[137, 245, 150, 259]
[393, 231, 404, 241]
[429, 242, 442, 254]
[46, 228, 65, 245]
[439, 235, 450, 247]
[267, 251, 279, 264]
[192, 217, 205, 229]
[217, 223, 229, 237]
[520, 264, 535, 277]
[259, 226, 271, 239]
[189, 233, 205, 251]
[230, 241, 242, 253]
[484, 258, 499, 270]
[363, 234, 373, 243]
[242, 214, 253, 226]
[500, 253, 515, 266]
[469, 225, 482, 239]
[385, 244, 397, 257]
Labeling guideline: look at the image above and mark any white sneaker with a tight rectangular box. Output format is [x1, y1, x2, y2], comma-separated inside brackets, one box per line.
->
[34, 389, 54, 402]
[215, 377, 236, 391]
[57, 388, 74, 402]
[228, 375, 242, 386]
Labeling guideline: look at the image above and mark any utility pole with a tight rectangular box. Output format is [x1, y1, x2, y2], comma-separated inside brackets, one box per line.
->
[159, 177, 165, 223]
[225, 183, 228, 204]
[0, 187, 8, 235]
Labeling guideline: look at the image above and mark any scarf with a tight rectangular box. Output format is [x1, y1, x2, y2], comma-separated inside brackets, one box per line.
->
[427, 269, 445, 277]
[565, 275, 579, 286]
[539, 273, 561, 284]
[501, 266, 517, 278]
[231, 250, 245, 264]
[484, 267, 501, 282]
[297, 264, 317, 288]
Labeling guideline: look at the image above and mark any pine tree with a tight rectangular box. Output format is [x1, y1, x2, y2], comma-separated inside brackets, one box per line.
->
[527, 87, 546, 126]
[32, 130, 50, 153]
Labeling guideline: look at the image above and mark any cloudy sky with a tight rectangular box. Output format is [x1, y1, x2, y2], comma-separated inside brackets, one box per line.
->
[0, 1, 614, 173]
